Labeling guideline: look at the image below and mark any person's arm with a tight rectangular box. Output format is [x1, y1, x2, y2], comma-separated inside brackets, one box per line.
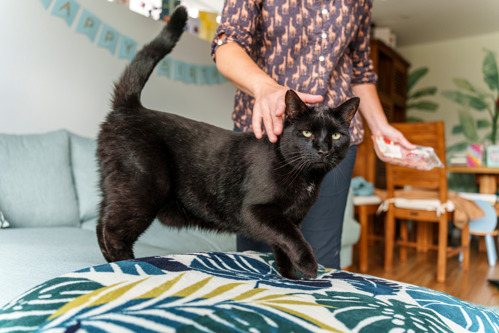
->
[349, 1, 414, 149]
[215, 42, 323, 142]
[353, 83, 415, 149]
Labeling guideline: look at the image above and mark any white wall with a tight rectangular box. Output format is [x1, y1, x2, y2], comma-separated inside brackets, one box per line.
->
[398, 31, 499, 149]
[0, 0, 236, 138]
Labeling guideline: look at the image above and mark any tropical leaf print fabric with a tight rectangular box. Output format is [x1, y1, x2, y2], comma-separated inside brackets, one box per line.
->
[0, 252, 497, 332]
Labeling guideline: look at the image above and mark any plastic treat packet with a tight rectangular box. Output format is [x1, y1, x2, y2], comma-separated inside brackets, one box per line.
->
[372, 136, 444, 170]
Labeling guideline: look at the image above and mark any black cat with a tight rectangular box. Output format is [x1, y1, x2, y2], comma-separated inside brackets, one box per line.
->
[96, 6, 359, 279]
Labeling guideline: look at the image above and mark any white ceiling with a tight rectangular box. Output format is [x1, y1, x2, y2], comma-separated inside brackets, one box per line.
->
[372, 0, 499, 47]
[181, 0, 499, 47]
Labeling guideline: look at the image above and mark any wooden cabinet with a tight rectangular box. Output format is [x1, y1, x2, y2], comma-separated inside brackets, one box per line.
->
[353, 39, 410, 188]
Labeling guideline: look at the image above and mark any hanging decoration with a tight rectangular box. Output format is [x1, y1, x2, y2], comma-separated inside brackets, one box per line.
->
[125, 0, 220, 43]
[75, 9, 101, 42]
[40, 0, 226, 85]
[51, 0, 80, 26]
[198, 11, 218, 42]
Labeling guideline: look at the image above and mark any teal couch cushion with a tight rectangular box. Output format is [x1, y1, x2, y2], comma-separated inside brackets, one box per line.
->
[0, 130, 79, 227]
[70, 133, 101, 222]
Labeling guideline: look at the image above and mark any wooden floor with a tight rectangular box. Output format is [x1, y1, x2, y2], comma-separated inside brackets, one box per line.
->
[348, 237, 499, 306]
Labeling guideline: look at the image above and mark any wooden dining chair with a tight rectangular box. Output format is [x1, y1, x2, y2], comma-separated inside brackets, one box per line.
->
[383, 121, 470, 283]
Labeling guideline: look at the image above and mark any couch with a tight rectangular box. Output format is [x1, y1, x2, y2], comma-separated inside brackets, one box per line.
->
[0, 129, 360, 308]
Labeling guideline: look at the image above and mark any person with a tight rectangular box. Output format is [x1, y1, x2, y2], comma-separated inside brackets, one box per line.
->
[210, 0, 414, 269]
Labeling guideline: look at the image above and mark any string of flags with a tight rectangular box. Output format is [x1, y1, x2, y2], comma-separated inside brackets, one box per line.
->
[40, 0, 227, 85]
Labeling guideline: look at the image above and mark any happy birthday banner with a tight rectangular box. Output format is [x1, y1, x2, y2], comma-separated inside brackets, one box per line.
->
[40, 0, 227, 85]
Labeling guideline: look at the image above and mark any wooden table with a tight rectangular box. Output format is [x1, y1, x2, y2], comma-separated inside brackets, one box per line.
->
[447, 166, 499, 194]
[447, 165, 499, 255]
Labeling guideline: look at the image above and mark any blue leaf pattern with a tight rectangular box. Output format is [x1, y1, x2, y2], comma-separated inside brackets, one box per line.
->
[0, 251, 498, 333]
[407, 286, 499, 332]
[327, 271, 402, 296]
[190, 251, 332, 290]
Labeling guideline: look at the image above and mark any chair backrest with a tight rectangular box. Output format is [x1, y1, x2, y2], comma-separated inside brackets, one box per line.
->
[385, 121, 447, 202]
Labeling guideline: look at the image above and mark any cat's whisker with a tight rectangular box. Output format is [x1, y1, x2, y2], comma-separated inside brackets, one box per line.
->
[282, 158, 310, 188]
[273, 154, 306, 170]
[280, 162, 301, 186]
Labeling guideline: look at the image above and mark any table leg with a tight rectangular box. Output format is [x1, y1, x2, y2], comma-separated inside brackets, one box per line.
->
[477, 174, 498, 194]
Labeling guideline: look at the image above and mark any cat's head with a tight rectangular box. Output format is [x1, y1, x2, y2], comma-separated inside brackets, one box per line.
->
[279, 90, 359, 172]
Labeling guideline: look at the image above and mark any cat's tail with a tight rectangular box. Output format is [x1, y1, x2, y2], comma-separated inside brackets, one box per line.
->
[112, 6, 188, 110]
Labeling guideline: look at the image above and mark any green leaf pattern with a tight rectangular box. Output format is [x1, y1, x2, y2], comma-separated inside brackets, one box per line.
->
[0, 252, 498, 332]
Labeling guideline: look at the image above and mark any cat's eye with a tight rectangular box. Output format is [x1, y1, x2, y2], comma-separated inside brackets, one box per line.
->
[332, 133, 341, 140]
[302, 130, 313, 138]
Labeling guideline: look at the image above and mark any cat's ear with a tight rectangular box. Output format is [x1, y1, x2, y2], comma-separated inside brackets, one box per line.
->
[285, 90, 309, 122]
[336, 97, 360, 123]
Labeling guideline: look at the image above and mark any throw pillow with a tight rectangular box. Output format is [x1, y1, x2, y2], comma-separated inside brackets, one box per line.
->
[0, 130, 79, 227]
[69, 133, 101, 222]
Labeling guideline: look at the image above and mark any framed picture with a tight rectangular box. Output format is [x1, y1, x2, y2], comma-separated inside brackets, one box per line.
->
[487, 145, 499, 167]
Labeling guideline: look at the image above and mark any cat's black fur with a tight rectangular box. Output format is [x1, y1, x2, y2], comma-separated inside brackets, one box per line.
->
[96, 6, 359, 279]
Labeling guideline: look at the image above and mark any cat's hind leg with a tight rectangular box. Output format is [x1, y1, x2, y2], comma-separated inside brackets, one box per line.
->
[97, 168, 167, 262]
[97, 196, 158, 262]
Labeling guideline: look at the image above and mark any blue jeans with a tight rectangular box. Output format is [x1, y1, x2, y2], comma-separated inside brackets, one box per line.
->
[234, 127, 358, 269]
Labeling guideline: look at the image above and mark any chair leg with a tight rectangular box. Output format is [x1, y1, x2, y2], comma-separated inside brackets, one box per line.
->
[385, 205, 395, 271]
[437, 217, 448, 283]
[400, 220, 408, 261]
[416, 222, 424, 252]
[417, 223, 431, 252]
[358, 205, 369, 273]
[461, 223, 470, 271]
[485, 234, 497, 266]
[427, 224, 435, 251]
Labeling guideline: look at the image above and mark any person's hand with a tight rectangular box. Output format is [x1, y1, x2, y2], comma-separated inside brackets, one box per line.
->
[252, 83, 323, 142]
[371, 124, 416, 150]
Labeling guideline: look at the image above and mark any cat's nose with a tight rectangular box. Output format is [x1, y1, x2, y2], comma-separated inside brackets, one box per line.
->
[317, 150, 329, 159]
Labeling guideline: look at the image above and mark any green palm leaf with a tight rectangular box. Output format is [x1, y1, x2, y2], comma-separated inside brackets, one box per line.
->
[447, 141, 469, 154]
[406, 116, 424, 123]
[458, 109, 479, 141]
[407, 101, 438, 111]
[408, 87, 437, 99]
[477, 119, 492, 128]
[408, 67, 428, 93]
[453, 78, 477, 93]
[442, 91, 488, 110]
[483, 49, 499, 92]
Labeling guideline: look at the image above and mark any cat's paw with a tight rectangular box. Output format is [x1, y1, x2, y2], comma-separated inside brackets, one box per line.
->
[295, 253, 318, 279]
[278, 266, 301, 280]
[102, 242, 135, 262]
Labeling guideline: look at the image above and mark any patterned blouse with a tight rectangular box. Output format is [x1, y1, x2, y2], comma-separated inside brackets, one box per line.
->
[211, 0, 377, 145]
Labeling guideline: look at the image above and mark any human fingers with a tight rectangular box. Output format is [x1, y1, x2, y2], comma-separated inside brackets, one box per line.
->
[272, 99, 286, 135]
[383, 126, 416, 150]
[252, 104, 264, 140]
[262, 104, 278, 143]
[296, 92, 324, 105]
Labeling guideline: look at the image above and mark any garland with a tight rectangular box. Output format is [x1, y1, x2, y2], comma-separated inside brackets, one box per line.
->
[39, 0, 227, 85]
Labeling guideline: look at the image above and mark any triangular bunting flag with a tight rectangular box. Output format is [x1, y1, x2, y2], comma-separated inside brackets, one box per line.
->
[97, 24, 120, 55]
[51, 0, 80, 26]
[75, 9, 101, 42]
[40, 0, 53, 9]
[118, 35, 137, 61]
[157, 57, 172, 78]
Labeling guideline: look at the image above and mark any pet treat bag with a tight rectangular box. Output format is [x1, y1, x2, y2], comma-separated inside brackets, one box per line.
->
[372, 136, 444, 170]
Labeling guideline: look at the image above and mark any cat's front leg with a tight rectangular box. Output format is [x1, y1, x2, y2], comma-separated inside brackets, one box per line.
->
[272, 245, 300, 280]
[244, 205, 318, 279]
[271, 230, 317, 279]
